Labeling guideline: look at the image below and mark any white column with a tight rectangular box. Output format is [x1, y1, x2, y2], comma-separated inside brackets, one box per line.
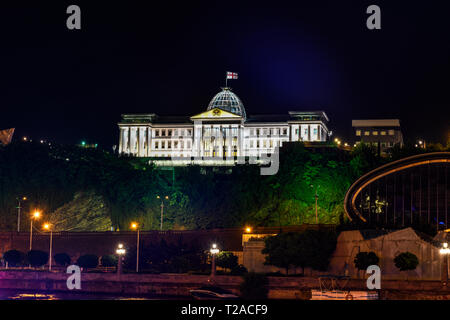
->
[119, 127, 124, 154]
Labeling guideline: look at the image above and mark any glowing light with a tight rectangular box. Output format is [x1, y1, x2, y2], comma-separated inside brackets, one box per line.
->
[43, 223, 51, 230]
[116, 243, 126, 255]
[440, 243, 450, 255]
[245, 226, 252, 233]
[131, 222, 138, 230]
[32, 211, 41, 219]
[210, 243, 220, 255]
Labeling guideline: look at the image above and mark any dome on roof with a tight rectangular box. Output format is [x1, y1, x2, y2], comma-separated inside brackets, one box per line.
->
[207, 87, 246, 119]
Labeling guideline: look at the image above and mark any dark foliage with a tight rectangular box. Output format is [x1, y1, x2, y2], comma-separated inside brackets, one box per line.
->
[354, 251, 380, 271]
[3, 250, 25, 267]
[101, 254, 118, 267]
[77, 254, 99, 269]
[26, 250, 49, 267]
[239, 273, 269, 299]
[54, 253, 71, 266]
[394, 252, 419, 271]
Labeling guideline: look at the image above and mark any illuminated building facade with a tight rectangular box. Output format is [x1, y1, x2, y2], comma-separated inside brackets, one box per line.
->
[118, 87, 330, 166]
[352, 119, 403, 154]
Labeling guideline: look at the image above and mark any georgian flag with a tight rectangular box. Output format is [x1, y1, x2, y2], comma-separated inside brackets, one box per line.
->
[227, 72, 238, 79]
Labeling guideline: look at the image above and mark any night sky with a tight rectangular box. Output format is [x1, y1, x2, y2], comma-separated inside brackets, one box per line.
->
[0, 1, 449, 148]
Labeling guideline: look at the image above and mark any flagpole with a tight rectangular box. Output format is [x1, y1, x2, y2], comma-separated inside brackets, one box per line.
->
[225, 72, 228, 88]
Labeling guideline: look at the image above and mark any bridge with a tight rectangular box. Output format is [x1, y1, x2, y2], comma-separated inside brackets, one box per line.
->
[344, 152, 449, 229]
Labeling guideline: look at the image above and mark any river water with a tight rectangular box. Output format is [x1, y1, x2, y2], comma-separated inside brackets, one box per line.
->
[0, 289, 187, 300]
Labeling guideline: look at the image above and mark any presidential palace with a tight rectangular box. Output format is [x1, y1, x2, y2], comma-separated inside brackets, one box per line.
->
[118, 87, 330, 166]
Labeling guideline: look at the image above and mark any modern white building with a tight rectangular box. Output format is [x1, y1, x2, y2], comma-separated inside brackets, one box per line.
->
[118, 87, 330, 166]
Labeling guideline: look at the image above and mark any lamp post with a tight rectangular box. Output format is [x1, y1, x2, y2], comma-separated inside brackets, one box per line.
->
[43, 223, 53, 271]
[156, 195, 169, 231]
[311, 185, 320, 224]
[16, 196, 27, 232]
[131, 222, 139, 273]
[29, 210, 41, 250]
[116, 243, 126, 275]
[210, 243, 220, 278]
[440, 242, 450, 286]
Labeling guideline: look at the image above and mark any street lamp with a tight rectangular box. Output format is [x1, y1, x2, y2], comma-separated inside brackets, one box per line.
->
[310, 185, 320, 224]
[210, 243, 220, 277]
[29, 210, 41, 250]
[440, 242, 450, 285]
[116, 243, 126, 275]
[156, 195, 169, 231]
[131, 222, 140, 273]
[16, 196, 27, 232]
[245, 226, 252, 233]
[43, 223, 53, 271]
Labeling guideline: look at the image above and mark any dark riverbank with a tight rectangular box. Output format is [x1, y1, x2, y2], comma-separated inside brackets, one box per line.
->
[1, 271, 450, 300]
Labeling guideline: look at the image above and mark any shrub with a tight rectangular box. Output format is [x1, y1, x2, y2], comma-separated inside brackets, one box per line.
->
[26, 250, 49, 267]
[216, 251, 239, 272]
[77, 254, 99, 269]
[54, 253, 71, 266]
[3, 250, 25, 267]
[239, 272, 268, 299]
[394, 252, 419, 271]
[230, 264, 248, 275]
[101, 254, 118, 267]
[354, 251, 379, 271]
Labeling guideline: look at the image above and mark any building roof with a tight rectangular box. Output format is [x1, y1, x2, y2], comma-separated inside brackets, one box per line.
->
[207, 87, 247, 120]
[352, 119, 401, 127]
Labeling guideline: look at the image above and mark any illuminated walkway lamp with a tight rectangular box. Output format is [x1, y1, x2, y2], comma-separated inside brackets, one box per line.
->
[29, 210, 41, 251]
[210, 244, 220, 278]
[116, 243, 126, 275]
[131, 222, 140, 273]
[43, 223, 53, 271]
[440, 242, 450, 285]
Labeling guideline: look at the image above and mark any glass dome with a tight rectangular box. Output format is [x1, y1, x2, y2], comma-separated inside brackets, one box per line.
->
[207, 87, 246, 119]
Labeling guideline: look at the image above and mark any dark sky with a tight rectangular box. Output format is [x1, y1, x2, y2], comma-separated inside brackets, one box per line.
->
[0, 1, 449, 148]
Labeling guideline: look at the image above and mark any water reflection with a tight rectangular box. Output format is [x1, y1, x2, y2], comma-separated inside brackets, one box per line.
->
[0, 289, 180, 300]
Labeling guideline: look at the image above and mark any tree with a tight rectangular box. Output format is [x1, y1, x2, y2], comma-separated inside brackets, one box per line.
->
[3, 250, 25, 267]
[26, 250, 48, 268]
[101, 254, 118, 267]
[394, 252, 419, 278]
[294, 230, 337, 272]
[239, 272, 268, 300]
[77, 254, 99, 269]
[216, 251, 239, 272]
[354, 251, 379, 277]
[262, 233, 299, 275]
[54, 253, 71, 266]
[262, 230, 337, 275]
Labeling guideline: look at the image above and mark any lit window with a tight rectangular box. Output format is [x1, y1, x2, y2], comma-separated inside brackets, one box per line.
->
[381, 131, 386, 135]
[373, 131, 378, 136]
[388, 130, 394, 135]
[364, 131, 370, 136]
[356, 130, 361, 136]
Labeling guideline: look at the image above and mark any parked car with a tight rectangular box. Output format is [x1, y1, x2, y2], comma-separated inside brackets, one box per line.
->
[190, 286, 239, 300]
